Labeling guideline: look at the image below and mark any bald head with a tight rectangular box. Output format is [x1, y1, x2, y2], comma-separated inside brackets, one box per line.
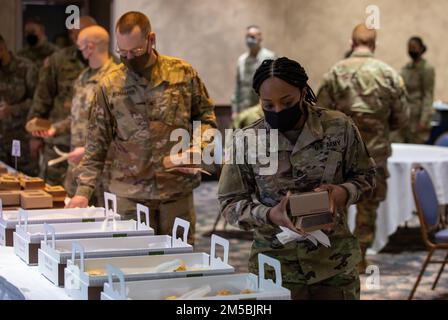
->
[352, 23, 376, 49]
[69, 15, 97, 43]
[77, 25, 109, 52]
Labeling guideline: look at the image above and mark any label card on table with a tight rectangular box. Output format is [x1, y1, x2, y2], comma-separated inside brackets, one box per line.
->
[11, 140, 21, 157]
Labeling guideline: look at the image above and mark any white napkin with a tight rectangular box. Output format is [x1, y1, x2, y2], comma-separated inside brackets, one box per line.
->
[277, 226, 331, 248]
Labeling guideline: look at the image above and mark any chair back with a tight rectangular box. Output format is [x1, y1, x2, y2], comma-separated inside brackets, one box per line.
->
[435, 132, 448, 147]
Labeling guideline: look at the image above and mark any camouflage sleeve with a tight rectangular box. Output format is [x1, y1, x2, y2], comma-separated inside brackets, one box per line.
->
[231, 64, 241, 114]
[10, 62, 38, 118]
[315, 73, 336, 110]
[420, 65, 435, 126]
[340, 118, 377, 206]
[74, 86, 113, 199]
[52, 116, 71, 136]
[190, 69, 217, 149]
[389, 74, 409, 131]
[27, 54, 57, 120]
[217, 134, 272, 231]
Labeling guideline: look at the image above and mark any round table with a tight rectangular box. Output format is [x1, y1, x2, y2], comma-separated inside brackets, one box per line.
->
[348, 143, 448, 254]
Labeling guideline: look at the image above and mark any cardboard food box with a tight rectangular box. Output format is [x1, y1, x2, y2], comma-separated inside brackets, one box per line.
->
[0, 190, 21, 206]
[20, 177, 45, 190]
[0, 176, 21, 190]
[13, 206, 152, 265]
[20, 190, 53, 209]
[0, 165, 8, 174]
[289, 191, 334, 232]
[101, 254, 290, 300]
[25, 117, 52, 133]
[0, 206, 110, 247]
[38, 218, 192, 286]
[64, 234, 233, 300]
[44, 185, 67, 202]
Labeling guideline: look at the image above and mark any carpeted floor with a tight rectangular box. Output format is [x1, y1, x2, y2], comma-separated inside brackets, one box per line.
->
[193, 181, 448, 300]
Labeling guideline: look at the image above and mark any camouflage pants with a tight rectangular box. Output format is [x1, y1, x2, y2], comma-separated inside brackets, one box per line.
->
[40, 143, 69, 185]
[248, 249, 360, 300]
[354, 166, 388, 248]
[115, 193, 196, 245]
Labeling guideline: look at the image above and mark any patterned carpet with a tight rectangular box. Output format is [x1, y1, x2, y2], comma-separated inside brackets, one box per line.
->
[193, 181, 448, 300]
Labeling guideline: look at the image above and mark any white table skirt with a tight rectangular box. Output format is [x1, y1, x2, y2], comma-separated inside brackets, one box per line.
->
[348, 143, 448, 253]
[0, 246, 70, 300]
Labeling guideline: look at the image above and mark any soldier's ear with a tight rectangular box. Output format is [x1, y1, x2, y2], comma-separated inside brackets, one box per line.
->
[149, 32, 156, 51]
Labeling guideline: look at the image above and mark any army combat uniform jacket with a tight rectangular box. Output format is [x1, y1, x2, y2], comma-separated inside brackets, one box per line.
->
[75, 51, 216, 201]
[218, 104, 376, 284]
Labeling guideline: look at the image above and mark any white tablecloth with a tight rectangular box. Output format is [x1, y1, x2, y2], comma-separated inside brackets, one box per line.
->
[348, 143, 448, 253]
[0, 246, 70, 300]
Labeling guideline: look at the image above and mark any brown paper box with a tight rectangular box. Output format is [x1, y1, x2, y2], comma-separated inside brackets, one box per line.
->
[0, 176, 21, 190]
[20, 190, 53, 209]
[0, 190, 21, 206]
[289, 191, 334, 232]
[20, 177, 45, 190]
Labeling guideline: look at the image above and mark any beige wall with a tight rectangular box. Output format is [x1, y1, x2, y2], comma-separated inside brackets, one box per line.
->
[0, 0, 21, 51]
[118, 0, 448, 104]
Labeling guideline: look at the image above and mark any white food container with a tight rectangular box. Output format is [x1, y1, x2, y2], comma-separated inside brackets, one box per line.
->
[64, 234, 233, 300]
[0, 206, 111, 247]
[14, 202, 153, 265]
[101, 254, 291, 300]
[38, 217, 192, 286]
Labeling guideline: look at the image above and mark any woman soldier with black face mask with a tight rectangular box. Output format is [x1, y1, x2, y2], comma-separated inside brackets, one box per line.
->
[392, 36, 435, 144]
[218, 57, 376, 300]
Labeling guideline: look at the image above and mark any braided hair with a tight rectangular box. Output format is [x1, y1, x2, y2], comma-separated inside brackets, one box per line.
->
[252, 57, 317, 105]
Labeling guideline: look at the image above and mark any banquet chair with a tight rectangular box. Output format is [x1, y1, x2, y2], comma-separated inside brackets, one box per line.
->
[435, 133, 448, 147]
[409, 165, 448, 299]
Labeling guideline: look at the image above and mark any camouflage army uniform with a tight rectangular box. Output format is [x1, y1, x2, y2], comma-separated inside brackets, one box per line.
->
[18, 40, 58, 70]
[0, 53, 38, 175]
[74, 51, 216, 244]
[316, 50, 408, 253]
[218, 104, 376, 299]
[231, 48, 276, 114]
[27, 45, 86, 185]
[55, 57, 118, 205]
[391, 59, 434, 144]
[232, 103, 263, 129]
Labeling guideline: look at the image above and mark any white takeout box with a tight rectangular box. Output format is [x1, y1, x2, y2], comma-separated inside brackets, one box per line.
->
[14, 202, 153, 265]
[38, 217, 192, 286]
[64, 234, 233, 300]
[101, 254, 291, 300]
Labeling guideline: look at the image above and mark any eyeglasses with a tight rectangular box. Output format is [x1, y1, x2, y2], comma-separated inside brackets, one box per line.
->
[115, 38, 149, 58]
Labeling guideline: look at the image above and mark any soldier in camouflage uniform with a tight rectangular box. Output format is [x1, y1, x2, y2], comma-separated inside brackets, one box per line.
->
[27, 16, 97, 185]
[316, 24, 409, 270]
[67, 12, 216, 245]
[218, 57, 376, 299]
[391, 36, 435, 144]
[231, 26, 276, 116]
[45, 26, 118, 206]
[232, 103, 263, 129]
[0, 35, 38, 175]
[18, 17, 58, 70]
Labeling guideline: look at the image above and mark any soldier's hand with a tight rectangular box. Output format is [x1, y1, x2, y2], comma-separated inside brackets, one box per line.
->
[29, 138, 43, 160]
[32, 125, 56, 138]
[314, 184, 348, 212]
[267, 192, 306, 235]
[68, 147, 85, 165]
[0, 103, 12, 120]
[65, 195, 88, 208]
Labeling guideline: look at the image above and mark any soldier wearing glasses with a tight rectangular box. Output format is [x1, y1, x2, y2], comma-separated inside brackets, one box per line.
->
[67, 11, 216, 245]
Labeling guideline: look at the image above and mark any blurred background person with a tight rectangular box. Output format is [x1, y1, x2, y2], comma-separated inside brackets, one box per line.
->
[18, 16, 58, 70]
[231, 25, 276, 119]
[391, 36, 435, 144]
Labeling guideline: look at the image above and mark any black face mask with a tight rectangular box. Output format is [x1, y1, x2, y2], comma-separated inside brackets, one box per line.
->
[263, 101, 303, 132]
[120, 50, 151, 75]
[76, 49, 88, 65]
[26, 34, 39, 47]
[408, 50, 420, 60]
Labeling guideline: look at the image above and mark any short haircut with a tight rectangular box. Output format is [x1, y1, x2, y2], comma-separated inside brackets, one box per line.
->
[116, 11, 151, 37]
[25, 16, 44, 26]
[409, 36, 427, 53]
[352, 23, 376, 47]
